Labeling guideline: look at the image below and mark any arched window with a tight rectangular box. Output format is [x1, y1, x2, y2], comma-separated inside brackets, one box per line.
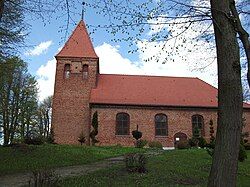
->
[116, 113, 130, 135]
[192, 115, 205, 137]
[64, 64, 70, 79]
[83, 64, 88, 79]
[155, 114, 168, 136]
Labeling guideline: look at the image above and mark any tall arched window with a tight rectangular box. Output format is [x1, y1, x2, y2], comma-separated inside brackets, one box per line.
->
[116, 113, 130, 135]
[83, 64, 89, 79]
[64, 64, 70, 79]
[192, 115, 205, 137]
[155, 114, 168, 136]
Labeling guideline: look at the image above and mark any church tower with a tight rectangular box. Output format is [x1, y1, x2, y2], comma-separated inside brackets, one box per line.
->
[52, 20, 99, 144]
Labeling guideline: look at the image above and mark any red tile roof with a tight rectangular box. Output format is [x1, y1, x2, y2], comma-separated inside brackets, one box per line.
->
[90, 74, 250, 108]
[56, 20, 98, 58]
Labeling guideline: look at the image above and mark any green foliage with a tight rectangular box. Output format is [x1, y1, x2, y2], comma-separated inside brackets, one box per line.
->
[78, 133, 86, 146]
[245, 143, 250, 150]
[198, 137, 207, 148]
[176, 140, 190, 149]
[132, 125, 142, 140]
[90, 111, 99, 145]
[29, 169, 60, 187]
[148, 141, 163, 149]
[193, 126, 200, 139]
[125, 153, 147, 173]
[188, 137, 199, 147]
[239, 144, 247, 162]
[135, 139, 147, 148]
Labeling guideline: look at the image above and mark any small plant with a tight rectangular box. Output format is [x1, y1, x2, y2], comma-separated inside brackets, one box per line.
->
[132, 125, 142, 140]
[238, 144, 247, 162]
[188, 137, 199, 147]
[198, 137, 207, 148]
[209, 119, 215, 143]
[90, 111, 99, 145]
[135, 139, 148, 148]
[148, 141, 163, 149]
[78, 133, 85, 146]
[176, 140, 190, 149]
[125, 153, 147, 173]
[29, 169, 60, 187]
[24, 132, 44, 145]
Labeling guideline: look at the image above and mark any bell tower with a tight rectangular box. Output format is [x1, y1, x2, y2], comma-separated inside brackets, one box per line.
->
[52, 20, 99, 144]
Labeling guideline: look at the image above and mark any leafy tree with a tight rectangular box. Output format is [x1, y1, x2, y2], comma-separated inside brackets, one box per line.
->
[0, 57, 39, 145]
[37, 96, 52, 140]
[88, 0, 249, 185]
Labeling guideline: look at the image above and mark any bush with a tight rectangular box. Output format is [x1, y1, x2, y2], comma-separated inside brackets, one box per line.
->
[132, 125, 142, 140]
[125, 153, 147, 173]
[135, 140, 147, 148]
[148, 141, 163, 149]
[244, 143, 250, 150]
[176, 140, 190, 149]
[198, 137, 207, 148]
[29, 169, 60, 187]
[24, 136, 44, 145]
[188, 137, 199, 147]
[238, 144, 247, 162]
[78, 133, 86, 146]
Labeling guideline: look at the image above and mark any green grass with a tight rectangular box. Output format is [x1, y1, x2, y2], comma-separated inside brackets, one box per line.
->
[0, 144, 145, 175]
[62, 149, 250, 187]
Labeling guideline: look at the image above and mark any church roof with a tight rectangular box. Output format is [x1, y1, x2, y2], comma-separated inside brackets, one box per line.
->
[90, 74, 250, 108]
[56, 20, 98, 58]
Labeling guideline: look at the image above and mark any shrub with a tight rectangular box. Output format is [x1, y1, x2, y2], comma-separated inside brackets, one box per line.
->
[206, 139, 216, 149]
[244, 143, 250, 150]
[238, 144, 247, 162]
[90, 111, 99, 145]
[188, 137, 199, 147]
[132, 125, 142, 140]
[148, 141, 163, 149]
[125, 153, 147, 173]
[198, 137, 207, 148]
[176, 140, 190, 149]
[135, 139, 147, 148]
[78, 133, 85, 146]
[24, 135, 44, 145]
[29, 169, 60, 187]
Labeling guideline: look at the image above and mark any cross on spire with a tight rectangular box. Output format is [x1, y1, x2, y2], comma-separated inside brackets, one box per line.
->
[81, 1, 86, 20]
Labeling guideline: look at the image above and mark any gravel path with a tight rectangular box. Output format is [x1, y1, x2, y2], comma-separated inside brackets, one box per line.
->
[0, 156, 124, 187]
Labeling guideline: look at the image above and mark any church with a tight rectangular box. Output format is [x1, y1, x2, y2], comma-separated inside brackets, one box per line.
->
[52, 20, 250, 147]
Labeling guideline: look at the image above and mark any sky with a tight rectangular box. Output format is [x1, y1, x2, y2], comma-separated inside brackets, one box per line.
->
[20, 0, 220, 101]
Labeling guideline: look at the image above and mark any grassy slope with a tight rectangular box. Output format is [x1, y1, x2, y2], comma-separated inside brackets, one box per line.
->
[0, 144, 144, 175]
[62, 149, 250, 187]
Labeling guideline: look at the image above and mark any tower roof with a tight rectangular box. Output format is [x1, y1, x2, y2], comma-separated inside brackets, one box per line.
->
[56, 20, 98, 58]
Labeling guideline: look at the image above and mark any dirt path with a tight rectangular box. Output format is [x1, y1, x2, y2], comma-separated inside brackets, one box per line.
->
[0, 156, 124, 187]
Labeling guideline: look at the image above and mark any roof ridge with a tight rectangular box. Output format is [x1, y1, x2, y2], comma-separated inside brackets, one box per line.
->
[99, 73, 197, 79]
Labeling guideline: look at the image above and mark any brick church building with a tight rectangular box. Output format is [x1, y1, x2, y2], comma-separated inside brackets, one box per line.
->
[52, 20, 250, 147]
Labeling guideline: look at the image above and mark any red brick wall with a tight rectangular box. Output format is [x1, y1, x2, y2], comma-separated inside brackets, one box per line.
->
[91, 106, 218, 147]
[90, 107, 250, 147]
[52, 57, 98, 145]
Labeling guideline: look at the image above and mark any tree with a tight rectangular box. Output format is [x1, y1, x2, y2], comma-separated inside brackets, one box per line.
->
[87, 0, 249, 186]
[0, 0, 28, 59]
[37, 96, 52, 139]
[0, 57, 38, 145]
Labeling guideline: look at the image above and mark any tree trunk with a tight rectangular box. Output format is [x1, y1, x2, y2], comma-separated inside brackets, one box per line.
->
[208, 0, 243, 186]
[0, 0, 4, 22]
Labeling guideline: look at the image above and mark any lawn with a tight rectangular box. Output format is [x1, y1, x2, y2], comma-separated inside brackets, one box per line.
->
[0, 144, 145, 175]
[62, 149, 250, 187]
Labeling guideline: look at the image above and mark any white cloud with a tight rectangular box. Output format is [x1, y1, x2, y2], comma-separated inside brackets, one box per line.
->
[25, 40, 53, 56]
[36, 58, 56, 101]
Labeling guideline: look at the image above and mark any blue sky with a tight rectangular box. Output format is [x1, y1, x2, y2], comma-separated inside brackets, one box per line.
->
[19, 0, 224, 101]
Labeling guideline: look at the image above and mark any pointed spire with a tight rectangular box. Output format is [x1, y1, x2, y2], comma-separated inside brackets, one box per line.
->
[56, 20, 98, 58]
